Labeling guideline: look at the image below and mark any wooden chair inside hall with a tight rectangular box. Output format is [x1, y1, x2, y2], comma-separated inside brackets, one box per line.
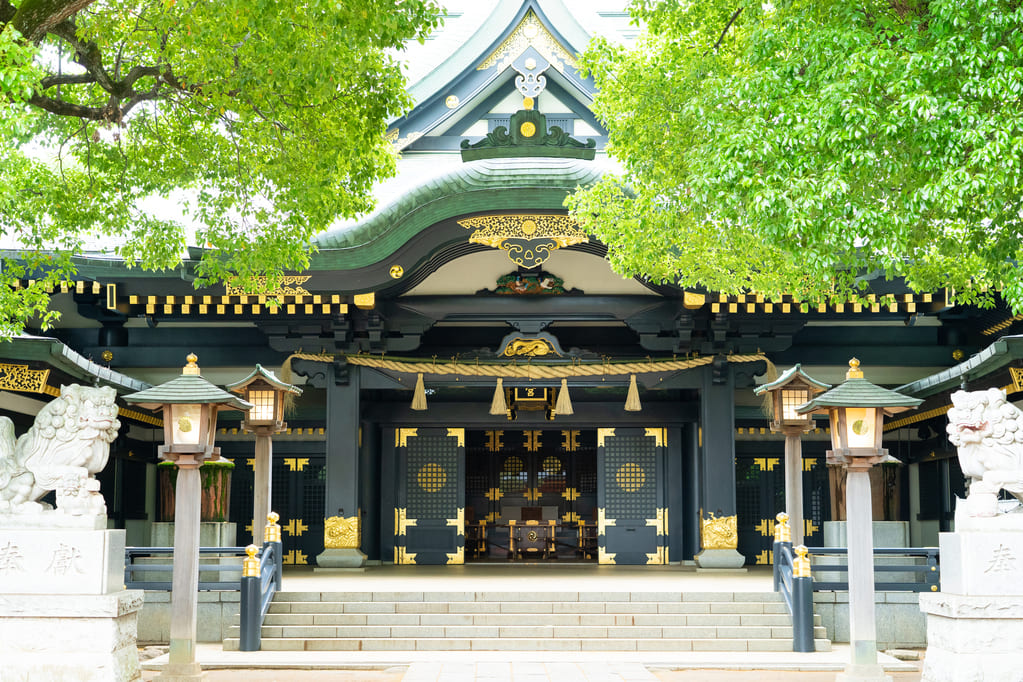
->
[464, 506, 488, 559]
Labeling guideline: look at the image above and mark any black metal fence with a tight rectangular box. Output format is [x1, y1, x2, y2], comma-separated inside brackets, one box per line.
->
[124, 547, 249, 590]
[806, 547, 940, 592]
[239, 540, 283, 651]
[772, 538, 815, 652]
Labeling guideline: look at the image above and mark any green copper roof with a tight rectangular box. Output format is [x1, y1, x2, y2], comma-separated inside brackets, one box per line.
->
[225, 364, 302, 396]
[124, 358, 252, 411]
[754, 363, 831, 395]
[311, 157, 608, 269]
[796, 363, 922, 415]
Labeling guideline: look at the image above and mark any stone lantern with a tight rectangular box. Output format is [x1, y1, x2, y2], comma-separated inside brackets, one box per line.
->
[796, 358, 920, 682]
[226, 364, 302, 544]
[124, 354, 251, 681]
[755, 364, 830, 545]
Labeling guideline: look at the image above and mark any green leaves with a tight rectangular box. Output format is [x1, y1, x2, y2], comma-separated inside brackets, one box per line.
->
[1, 0, 440, 337]
[569, 0, 1023, 310]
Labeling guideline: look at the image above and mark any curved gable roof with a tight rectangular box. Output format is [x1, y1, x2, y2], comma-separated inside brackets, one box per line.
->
[389, 0, 599, 151]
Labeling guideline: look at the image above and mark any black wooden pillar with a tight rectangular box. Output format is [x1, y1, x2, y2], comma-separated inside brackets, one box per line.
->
[359, 420, 381, 560]
[699, 358, 737, 518]
[325, 363, 361, 522]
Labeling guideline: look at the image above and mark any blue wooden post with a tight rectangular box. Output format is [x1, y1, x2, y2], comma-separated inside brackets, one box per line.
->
[791, 544, 815, 653]
[265, 512, 283, 592]
[773, 512, 791, 592]
[238, 545, 262, 652]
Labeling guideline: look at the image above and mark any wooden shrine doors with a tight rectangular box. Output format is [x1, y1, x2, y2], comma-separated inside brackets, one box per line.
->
[597, 428, 667, 565]
[395, 428, 466, 565]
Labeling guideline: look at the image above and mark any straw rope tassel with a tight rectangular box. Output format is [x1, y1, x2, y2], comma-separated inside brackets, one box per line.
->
[625, 374, 642, 412]
[490, 378, 508, 416]
[555, 378, 574, 416]
[412, 373, 428, 411]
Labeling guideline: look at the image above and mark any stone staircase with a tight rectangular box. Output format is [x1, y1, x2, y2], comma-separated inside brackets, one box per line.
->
[223, 589, 831, 653]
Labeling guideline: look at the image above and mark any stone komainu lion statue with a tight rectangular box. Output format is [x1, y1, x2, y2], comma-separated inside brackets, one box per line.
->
[947, 387, 1023, 517]
[0, 384, 120, 516]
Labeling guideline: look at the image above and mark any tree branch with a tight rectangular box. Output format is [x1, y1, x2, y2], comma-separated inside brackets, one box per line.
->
[11, 0, 96, 41]
[28, 92, 111, 120]
[48, 18, 116, 92]
[39, 72, 96, 88]
[707, 7, 743, 55]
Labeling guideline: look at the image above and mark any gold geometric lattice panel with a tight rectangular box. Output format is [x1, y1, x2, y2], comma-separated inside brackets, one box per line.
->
[542, 456, 562, 474]
[615, 462, 646, 492]
[417, 462, 447, 493]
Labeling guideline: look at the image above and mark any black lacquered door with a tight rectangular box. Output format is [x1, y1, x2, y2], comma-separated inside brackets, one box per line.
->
[597, 428, 666, 565]
[395, 428, 465, 565]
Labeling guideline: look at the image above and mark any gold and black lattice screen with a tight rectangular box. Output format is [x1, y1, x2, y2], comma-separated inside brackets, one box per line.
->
[406, 435, 458, 520]
[603, 435, 657, 519]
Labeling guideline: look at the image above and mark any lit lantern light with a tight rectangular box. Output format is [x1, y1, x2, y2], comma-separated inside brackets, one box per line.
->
[795, 358, 921, 679]
[226, 365, 302, 546]
[123, 354, 252, 679]
[754, 364, 830, 546]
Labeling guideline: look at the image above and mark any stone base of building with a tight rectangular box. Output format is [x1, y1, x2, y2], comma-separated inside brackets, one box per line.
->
[919, 592, 1023, 681]
[694, 548, 745, 569]
[316, 547, 367, 568]
[0, 591, 144, 681]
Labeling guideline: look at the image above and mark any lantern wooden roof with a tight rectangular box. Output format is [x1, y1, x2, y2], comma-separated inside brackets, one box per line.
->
[796, 359, 922, 416]
[754, 363, 831, 395]
[224, 364, 302, 397]
[123, 354, 252, 412]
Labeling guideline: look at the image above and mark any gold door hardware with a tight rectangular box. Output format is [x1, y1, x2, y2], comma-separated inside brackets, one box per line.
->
[282, 519, 309, 537]
[284, 458, 309, 471]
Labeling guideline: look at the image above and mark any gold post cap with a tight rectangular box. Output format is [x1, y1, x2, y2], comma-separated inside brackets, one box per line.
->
[774, 512, 791, 542]
[846, 358, 864, 379]
[523, 96, 534, 110]
[793, 544, 812, 578]
[182, 353, 200, 375]
[242, 544, 260, 578]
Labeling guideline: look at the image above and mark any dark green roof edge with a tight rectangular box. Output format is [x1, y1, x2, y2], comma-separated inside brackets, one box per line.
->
[754, 363, 832, 394]
[123, 374, 252, 411]
[1, 335, 150, 393]
[225, 364, 302, 396]
[310, 157, 606, 271]
[797, 377, 923, 412]
[896, 335, 1023, 398]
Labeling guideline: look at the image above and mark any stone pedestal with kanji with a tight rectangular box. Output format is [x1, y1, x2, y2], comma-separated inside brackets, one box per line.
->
[0, 521, 143, 681]
[918, 508, 1023, 682]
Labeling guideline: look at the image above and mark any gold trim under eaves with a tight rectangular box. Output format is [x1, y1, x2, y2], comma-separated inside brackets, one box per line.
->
[476, 10, 576, 73]
[0, 363, 50, 393]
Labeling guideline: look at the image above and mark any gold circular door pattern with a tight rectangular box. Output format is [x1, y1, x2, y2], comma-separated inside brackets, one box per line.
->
[417, 462, 447, 492]
[615, 462, 646, 492]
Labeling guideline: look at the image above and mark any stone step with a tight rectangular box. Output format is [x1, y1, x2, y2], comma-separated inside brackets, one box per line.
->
[222, 636, 833, 653]
[227, 623, 829, 640]
[267, 600, 790, 615]
[271, 591, 784, 604]
[258, 612, 819, 627]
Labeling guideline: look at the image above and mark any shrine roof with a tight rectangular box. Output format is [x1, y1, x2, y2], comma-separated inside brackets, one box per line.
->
[311, 156, 612, 269]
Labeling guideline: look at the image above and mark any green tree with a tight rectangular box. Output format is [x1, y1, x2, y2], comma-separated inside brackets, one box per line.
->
[0, 0, 439, 337]
[568, 0, 1023, 310]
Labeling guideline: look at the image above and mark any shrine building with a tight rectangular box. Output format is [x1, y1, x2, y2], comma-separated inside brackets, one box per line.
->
[0, 0, 1010, 569]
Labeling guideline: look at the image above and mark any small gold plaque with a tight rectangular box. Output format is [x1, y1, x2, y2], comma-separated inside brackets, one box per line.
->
[445, 95, 459, 108]
[520, 121, 536, 137]
[389, 265, 404, 279]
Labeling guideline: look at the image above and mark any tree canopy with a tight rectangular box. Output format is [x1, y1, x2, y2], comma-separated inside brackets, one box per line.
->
[567, 0, 1023, 311]
[0, 0, 439, 337]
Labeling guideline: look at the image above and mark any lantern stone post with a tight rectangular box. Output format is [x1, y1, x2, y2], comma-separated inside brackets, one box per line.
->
[755, 364, 830, 545]
[226, 364, 302, 542]
[124, 354, 251, 681]
[796, 359, 920, 682]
